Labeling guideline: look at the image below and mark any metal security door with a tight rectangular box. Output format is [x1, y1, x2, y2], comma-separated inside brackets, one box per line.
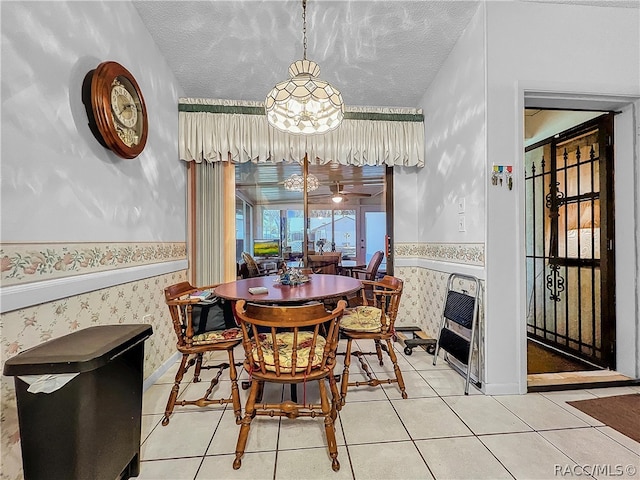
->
[525, 113, 615, 368]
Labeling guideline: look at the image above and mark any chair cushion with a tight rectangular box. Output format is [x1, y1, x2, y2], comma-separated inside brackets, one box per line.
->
[192, 327, 243, 345]
[251, 331, 326, 373]
[340, 306, 385, 333]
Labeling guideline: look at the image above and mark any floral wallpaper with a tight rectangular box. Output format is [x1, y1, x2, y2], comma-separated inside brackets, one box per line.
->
[395, 242, 484, 266]
[0, 241, 484, 479]
[394, 242, 485, 383]
[1, 242, 187, 287]
[0, 269, 187, 480]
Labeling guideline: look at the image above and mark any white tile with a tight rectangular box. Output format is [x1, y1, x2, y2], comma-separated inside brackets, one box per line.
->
[253, 381, 286, 404]
[586, 387, 639, 398]
[360, 345, 416, 373]
[540, 428, 640, 479]
[403, 351, 451, 371]
[190, 355, 242, 383]
[419, 369, 482, 396]
[416, 436, 512, 479]
[207, 409, 279, 455]
[154, 360, 183, 385]
[349, 441, 434, 479]
[596, 426, 640, 455]
[142, 383, 174, 415]
[141, 414, 163, 443]
[392, 397, 473, 439]
[385, 370, 438, 400]
[174, 379, 237, 416]
[540, 389, 605, 426]
[278, 414, 345, 450]
[140, 338, 639, 480]
[495, 393, 590, 430]
[444, 395, 532, 435]
[275, 446, 352, 479]
[480, 431, 577, 479]
[141, 409, 222, 460]
[340, 371, 390, 403]
[137, 457, 202, 479]
[198, 452, 276, 479]
[339, 400, 410, 444]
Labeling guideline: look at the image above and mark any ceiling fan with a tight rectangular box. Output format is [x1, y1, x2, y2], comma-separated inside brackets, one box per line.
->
[309, 182, 374, 204]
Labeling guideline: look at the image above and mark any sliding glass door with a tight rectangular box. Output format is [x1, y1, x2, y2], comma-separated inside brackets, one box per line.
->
[361, 207, 387, 270]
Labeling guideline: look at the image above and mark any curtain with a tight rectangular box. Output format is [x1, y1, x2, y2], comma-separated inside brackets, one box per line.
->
[185, 98, 423, 284]
[179, 98, 424, 167]
[194, 161, 236, 285]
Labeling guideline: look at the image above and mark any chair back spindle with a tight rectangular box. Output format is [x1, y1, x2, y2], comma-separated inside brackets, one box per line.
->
[233, 300, 346, 472]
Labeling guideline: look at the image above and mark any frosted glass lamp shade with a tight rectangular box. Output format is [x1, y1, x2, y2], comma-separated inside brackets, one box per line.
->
[265, 60, 344, 135]
[283, 173, 320, 192]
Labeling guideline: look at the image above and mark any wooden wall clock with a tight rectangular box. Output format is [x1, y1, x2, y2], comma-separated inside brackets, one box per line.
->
[82, 61, 148, 159]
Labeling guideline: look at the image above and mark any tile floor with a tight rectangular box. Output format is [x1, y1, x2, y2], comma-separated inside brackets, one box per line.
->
[138, 341, 640, 480]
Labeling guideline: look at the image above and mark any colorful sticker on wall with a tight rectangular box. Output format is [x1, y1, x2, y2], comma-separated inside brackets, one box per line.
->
[492, 165, 513, 190]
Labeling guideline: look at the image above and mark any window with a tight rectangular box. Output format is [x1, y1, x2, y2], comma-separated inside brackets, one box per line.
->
[234, 162, 389, 268]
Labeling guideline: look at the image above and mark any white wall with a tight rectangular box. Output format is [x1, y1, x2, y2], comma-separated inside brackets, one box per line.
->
[0, 3, 188, 478]
[1, 1, 186, 243]
[393, 166, 420, 243]
[485, 1, 640, 393]
[418, 2, 486, 244]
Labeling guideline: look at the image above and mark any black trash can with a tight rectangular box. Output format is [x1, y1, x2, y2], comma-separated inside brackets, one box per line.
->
[3, 324, 153, 480]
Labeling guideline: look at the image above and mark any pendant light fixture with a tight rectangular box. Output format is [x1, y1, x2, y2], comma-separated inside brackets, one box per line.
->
[265, 0, 344, 135]
[283, 173, 320, 192]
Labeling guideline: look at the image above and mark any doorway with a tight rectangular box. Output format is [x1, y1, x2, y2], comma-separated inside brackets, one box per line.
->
[233, 162, 391, 272]
[524, 112, 616, 378]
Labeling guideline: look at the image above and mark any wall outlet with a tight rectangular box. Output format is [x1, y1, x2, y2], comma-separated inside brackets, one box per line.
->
[458, 215, 466, 232]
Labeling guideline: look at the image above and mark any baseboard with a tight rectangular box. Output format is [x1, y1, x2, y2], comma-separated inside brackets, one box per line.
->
[482, 382, 525, 395]
[143, 351, 180, 391]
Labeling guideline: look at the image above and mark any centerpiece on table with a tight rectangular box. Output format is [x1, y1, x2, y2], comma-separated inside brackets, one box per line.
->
[278, 265, 310, 286]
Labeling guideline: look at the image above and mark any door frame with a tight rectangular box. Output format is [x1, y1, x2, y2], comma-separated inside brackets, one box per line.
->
[524, 113, 615, 368]
[517, 87, 640, 390]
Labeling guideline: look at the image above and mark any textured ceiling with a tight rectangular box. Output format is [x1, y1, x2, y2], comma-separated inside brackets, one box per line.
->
[134, 0, 638, 109]
[133, 0, 481, 108]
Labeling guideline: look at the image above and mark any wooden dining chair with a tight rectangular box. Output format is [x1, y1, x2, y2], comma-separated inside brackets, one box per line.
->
[348, 250, 384, 281]
[162, 281, 243, 426]
[338, 275, 407, 405]
[233, 300, 347, 472]
[308, 252, 341, 274]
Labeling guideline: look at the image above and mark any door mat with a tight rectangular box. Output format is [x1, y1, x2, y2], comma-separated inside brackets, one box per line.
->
[568, 393, 640, 443]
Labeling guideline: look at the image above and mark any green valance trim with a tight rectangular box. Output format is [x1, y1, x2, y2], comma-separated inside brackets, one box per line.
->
[343, 112, 423, 122]
[179, 104, 265, 115]
[178, 103, 423, 122]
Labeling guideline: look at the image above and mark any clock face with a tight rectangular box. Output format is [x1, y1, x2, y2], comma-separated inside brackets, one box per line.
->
[83, 61, 148, 159]
[110, 77, 140, 147]
[110, 81, 138, 129]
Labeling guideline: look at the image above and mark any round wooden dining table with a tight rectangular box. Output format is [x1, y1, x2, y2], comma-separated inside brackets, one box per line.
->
[214, 274, 362, 303]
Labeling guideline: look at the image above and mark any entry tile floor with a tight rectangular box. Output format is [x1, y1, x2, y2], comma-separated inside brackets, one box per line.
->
[138, 341, 640, 480]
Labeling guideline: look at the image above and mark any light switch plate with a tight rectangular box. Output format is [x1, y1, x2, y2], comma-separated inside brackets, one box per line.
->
[458, 216, 466, 232]
[457, 198, 465, 214]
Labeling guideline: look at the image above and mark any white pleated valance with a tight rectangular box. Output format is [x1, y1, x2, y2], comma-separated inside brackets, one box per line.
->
[179, 98, 424, 167]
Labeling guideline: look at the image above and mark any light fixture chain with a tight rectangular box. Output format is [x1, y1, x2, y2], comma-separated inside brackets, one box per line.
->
[264, 0, 344, 135]
[302, 0, 307, 60]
